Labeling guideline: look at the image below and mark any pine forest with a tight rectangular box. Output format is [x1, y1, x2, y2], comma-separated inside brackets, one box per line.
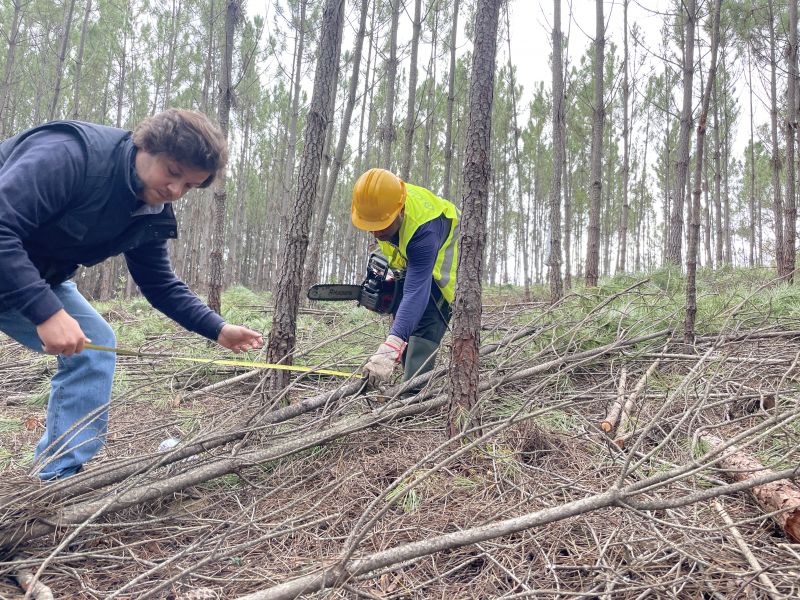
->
[1, 0, 800, 598]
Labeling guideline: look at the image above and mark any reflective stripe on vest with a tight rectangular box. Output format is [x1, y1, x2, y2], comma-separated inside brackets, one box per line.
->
[378, 183, 459, 303]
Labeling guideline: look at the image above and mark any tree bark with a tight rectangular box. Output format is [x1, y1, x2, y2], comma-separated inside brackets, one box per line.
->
[504, 7, 530, 300]
[784, 0, 798, 281]
[446, 0, 501, 438]
[303, 0, 368, 292]
[0, 0, 23, 137]
[747, 47, 756, 267]
[208, 0, 239, 314]
[381, 0, 402, 170]
[548, 0, 565, 301]
[400, 0, 422, 180]
[617, 0, 630, 274]
[712, 76, 723, 267]
[276, 0, 308, 291]
[665, 0, 696, 265]
[768, 0, 784, 275]
[70, 0, 93, 119]
[442, 0, 460, 200]
[48, 0, 77, 120]
[266, 0, 345, 391]
[584, 0, 604, 287]
[684, 0, 720, 343]
[161, 0, 182, 108]
[703, 434, 800, 543]
[421, 2, 439, 188]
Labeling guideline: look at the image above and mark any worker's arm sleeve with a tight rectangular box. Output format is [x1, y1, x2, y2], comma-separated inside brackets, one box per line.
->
[389, 217, 448, 341]
[0, 132, 84, 324]
[124, 242, 225, 341]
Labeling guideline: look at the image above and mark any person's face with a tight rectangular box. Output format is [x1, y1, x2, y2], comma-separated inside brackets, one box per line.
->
[371, 211, 403, 242]
[135, 151, 211, 205]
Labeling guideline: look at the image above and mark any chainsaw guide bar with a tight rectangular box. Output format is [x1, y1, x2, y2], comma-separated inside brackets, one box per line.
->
[307, 284, 363, 301]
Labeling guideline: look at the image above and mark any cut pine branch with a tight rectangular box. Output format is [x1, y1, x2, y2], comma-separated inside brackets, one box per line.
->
[713, 500, 781, 599]
[703, 433, 800, 543]
[0, 329, 668, 550]
[600, 366, 626, 433]
[610, 350, 664, 444]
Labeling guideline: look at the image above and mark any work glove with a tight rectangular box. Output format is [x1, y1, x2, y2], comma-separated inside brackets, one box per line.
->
[363, 334, 406, 388]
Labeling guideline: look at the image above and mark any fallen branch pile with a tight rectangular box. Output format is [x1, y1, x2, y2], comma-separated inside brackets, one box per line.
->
[0, 283, 798, 598]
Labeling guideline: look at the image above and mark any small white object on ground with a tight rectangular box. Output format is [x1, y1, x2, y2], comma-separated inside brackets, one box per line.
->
[158, 437, 181, 452]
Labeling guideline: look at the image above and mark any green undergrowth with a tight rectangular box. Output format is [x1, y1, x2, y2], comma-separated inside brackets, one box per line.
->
[518, 266, 800, 358]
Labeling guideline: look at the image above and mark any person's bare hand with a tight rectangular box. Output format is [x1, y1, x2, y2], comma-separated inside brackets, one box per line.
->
[217, 324, 264, 353]
[36, 309, 90, 356]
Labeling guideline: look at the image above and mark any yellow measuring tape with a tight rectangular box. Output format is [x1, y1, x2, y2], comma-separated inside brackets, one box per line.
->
[85, 343, 361, 378]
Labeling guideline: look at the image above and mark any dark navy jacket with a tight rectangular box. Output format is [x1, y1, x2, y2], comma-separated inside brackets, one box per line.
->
[0, 121, 224, 340]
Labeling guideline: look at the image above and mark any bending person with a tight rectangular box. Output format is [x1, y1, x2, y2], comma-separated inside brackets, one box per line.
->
[0, 109, 263, 480]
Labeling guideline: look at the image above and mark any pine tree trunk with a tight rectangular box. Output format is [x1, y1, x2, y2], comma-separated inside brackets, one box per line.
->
[747, 49, 756, 267]
[276, 0, 307, 288]
[447, 0, 501, 438]
[784, 0, 798, 281]
[200, 0, 215, 114]
[48, 0, 77, 120]
[635, 111, 650, 273]
[442, 0, 460, 200]
[162, 0, 182, 108]
[381, 0, 402, 170]
[661, 54, 671, 263]
[421, 3, 439, 189]
[585, 0, 604, 287]
[617, 0, 630, 273]
[0, 0, 23, 137]
[712, 77, 724, 267]
[504, 6, 530, 300]
[703, 159, 712, 267]
[115, 3, 130, 128]
[400, 0, 421, 180]
[563, 145, 572, 290]
[227, 107, 252, 285]
[547, 0, 565, 300]
[666, 0, 696, 265]
[71, 0, 93, 119]
[685, 0, 720, 343]
[266, 0, 344, 391]
[768, 0, 784, 275]
[208, 0, 238, 314]
[303, 0, 367, 292]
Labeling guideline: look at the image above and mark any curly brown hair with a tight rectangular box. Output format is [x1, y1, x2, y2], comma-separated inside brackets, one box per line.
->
[132, 108, 228, 188]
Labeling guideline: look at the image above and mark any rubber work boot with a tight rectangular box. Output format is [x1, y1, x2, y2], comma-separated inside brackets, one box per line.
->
[402, 336, 440, 394]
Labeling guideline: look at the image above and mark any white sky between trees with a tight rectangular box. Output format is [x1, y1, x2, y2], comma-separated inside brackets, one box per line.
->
[246, 0, 770, 272]
[249, 0, 760, 163]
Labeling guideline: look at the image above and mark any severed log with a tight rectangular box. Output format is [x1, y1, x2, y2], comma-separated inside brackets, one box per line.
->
[702, 434, 800, 543]
[0, 329, 670, 552]
[10, 556, 54, 600]
[600, 367, 626, 432]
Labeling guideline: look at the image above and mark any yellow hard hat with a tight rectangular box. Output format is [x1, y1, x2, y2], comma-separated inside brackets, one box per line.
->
[351, 168, 406, 231]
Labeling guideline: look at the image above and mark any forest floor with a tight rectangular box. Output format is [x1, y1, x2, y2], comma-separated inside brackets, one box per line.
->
[1, 267, 800, 599]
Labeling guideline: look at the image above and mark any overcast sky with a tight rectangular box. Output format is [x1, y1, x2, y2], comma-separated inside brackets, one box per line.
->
[249, 0, 762, 157]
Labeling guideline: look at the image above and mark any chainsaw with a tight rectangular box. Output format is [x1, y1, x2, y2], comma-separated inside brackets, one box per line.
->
[307, 252, 404, 314]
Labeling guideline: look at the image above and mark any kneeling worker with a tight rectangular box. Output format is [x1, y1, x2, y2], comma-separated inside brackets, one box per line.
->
[351, 168, 460, 389]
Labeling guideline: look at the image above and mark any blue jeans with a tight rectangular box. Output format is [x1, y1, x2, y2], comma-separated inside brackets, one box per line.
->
[0, 281, 116, 479]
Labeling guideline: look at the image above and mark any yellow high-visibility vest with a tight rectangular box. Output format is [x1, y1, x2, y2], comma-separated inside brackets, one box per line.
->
[378, 183, 459, 303]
